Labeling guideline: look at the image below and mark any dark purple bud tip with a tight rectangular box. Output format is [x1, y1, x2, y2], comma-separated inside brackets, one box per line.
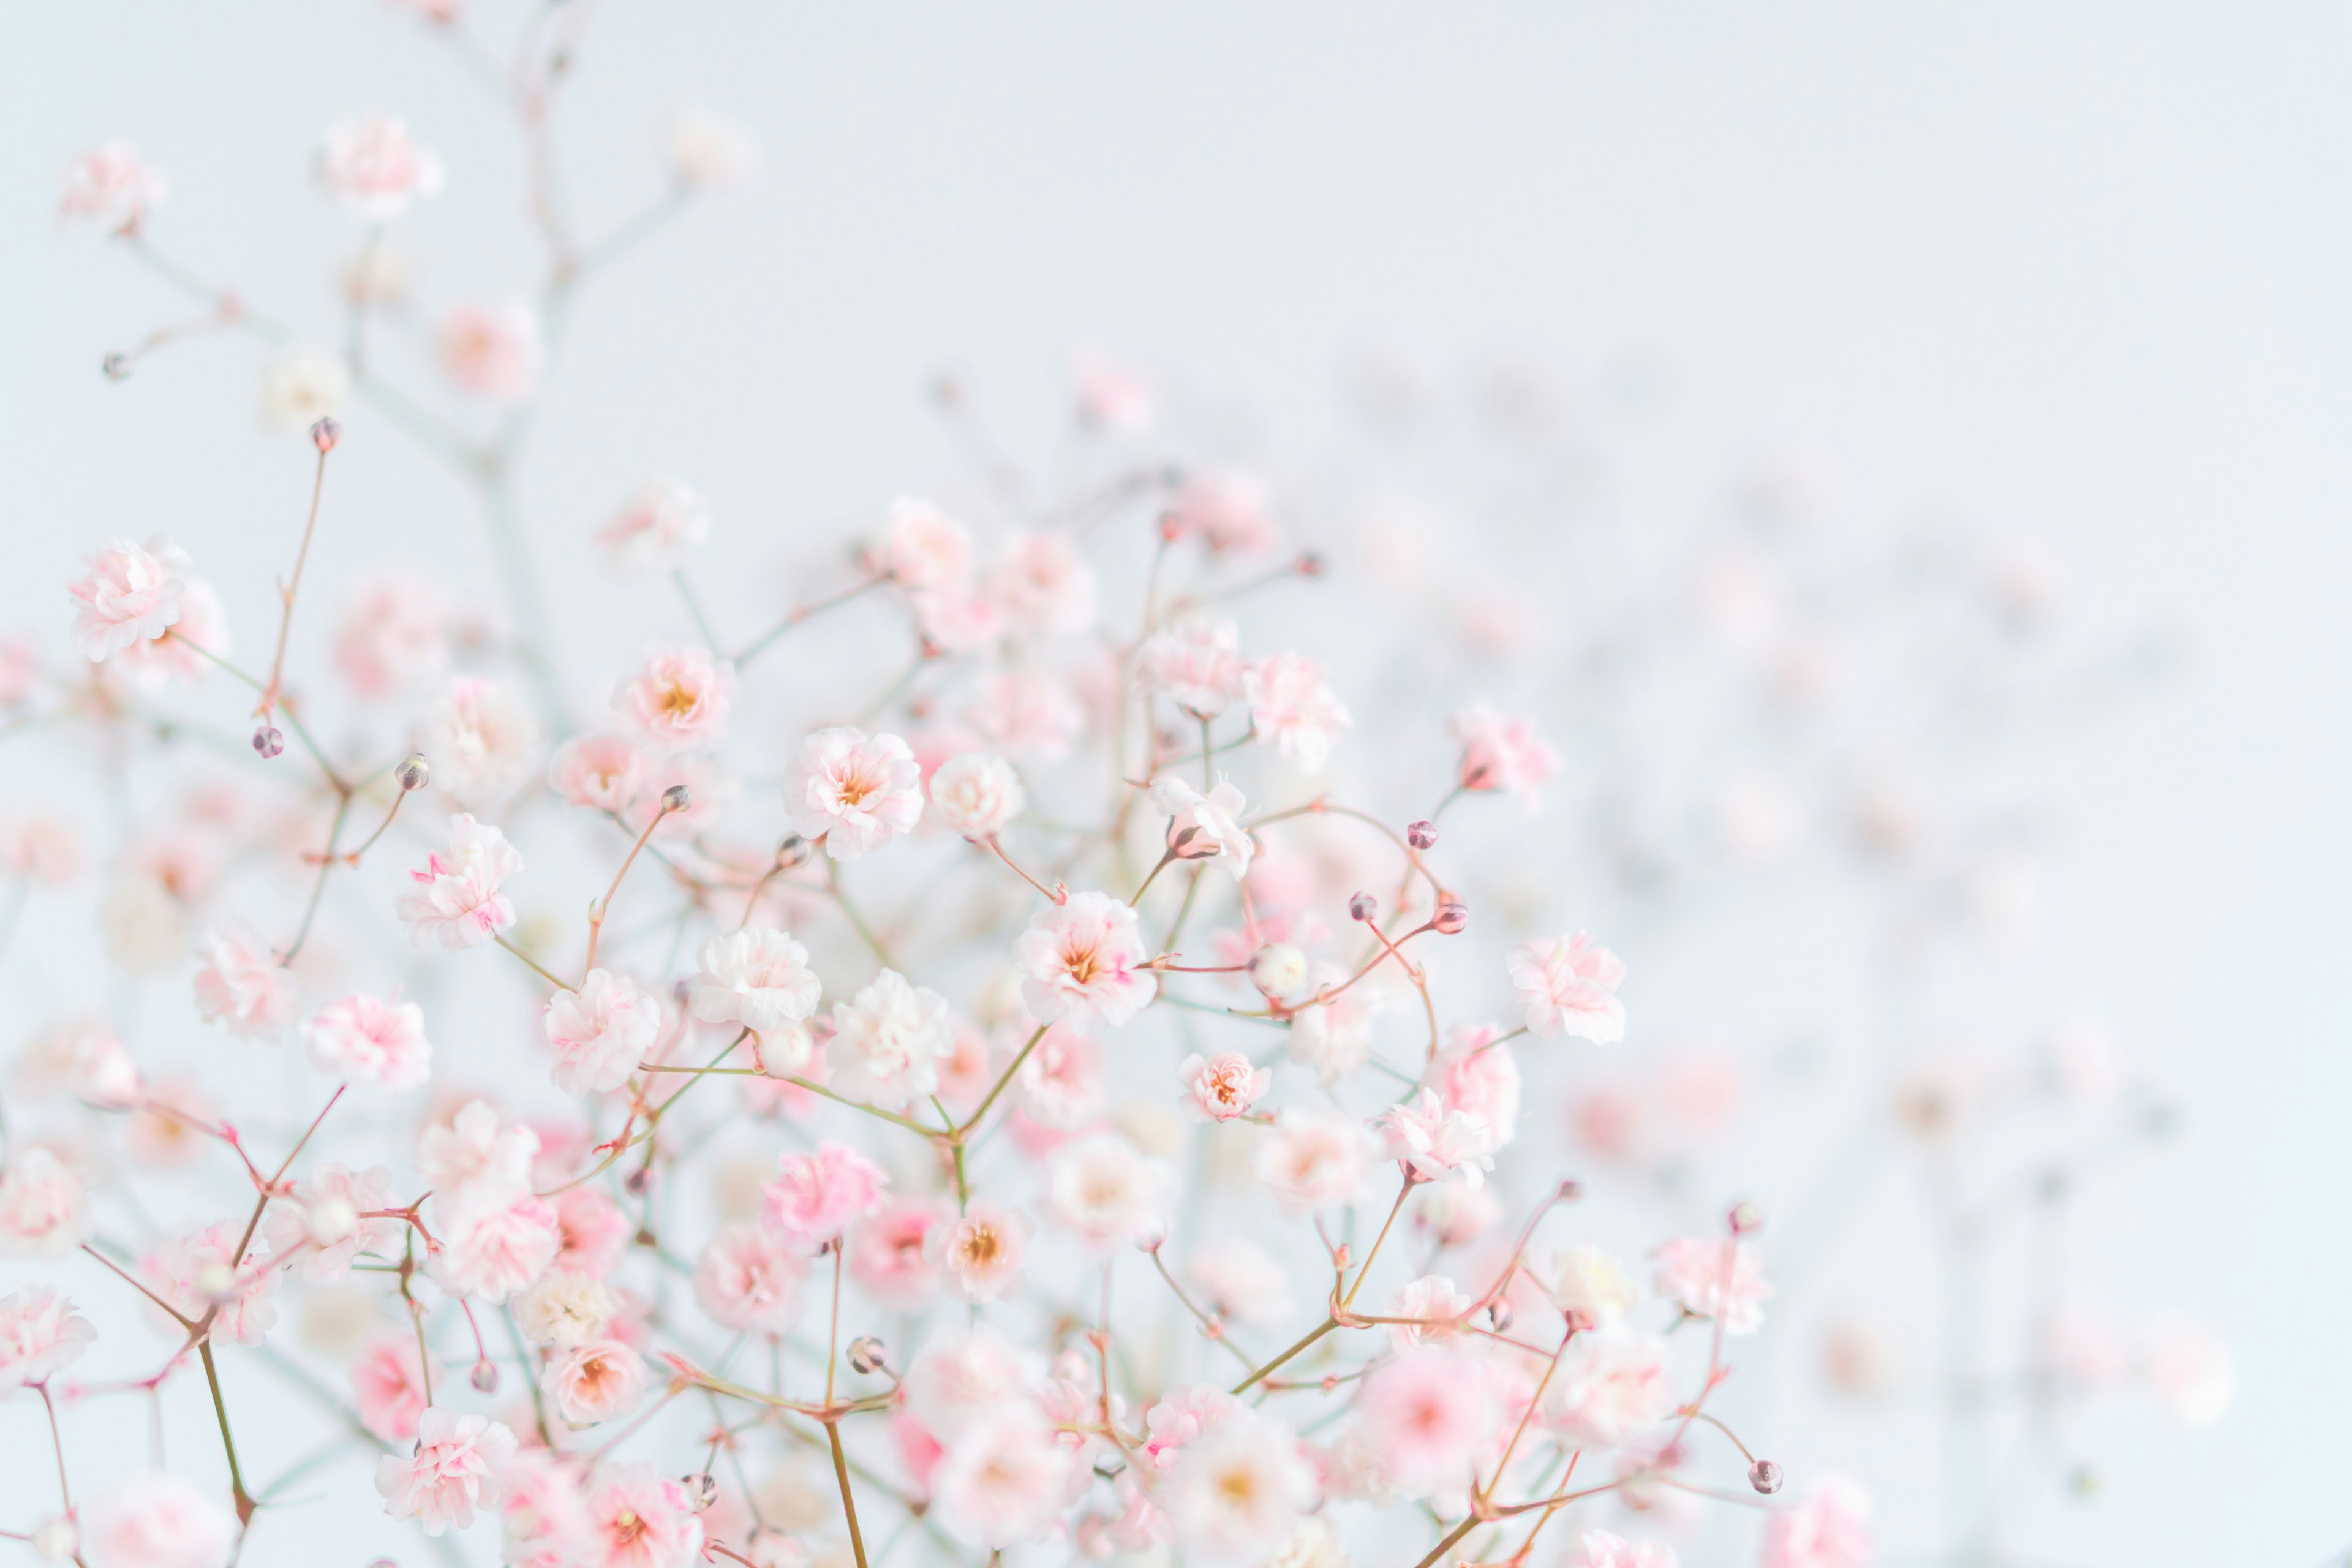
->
[848, 1335, 889, 1374]
[661, 783, 692, 813]
[1749, 1459, 1783, 1495]
[1432, 901, 1468, 934]
[252, 726, 285, 759]
[311, 416, 342, 453]
[1728, 1200, 1763, 1237]
[1348, 891, 1376, 922]
[396, 753, 431, 791]
[470, 1360, 499, 1394]
[1406, 820, 1438, 850]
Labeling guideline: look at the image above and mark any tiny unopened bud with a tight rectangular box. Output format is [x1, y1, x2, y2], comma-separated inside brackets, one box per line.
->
[624, 1166, 654, 1197]
[1132, 1216, 1168, 1253]
[683, 1472, 718, 1511]
[252, 725, 285, 759]
[470, 1359, 499, 1394]
[305, 1196, 359, 1246]
[661, 783, 692, 813]
[1556, 1178, 1583, 1202]
[311, 415, 342, 452]
[847, 1335, 889, 1374]
[1249, 942, 1308, 999]
[1565, 1306, 1596, 1334]
[101, 353, 132, 382]
[1295, 550, 1326, 578]
[1486, 1297, 1513, 1332]
[1748, 1459, 1783, 1495]
[1348, 891, 1376, 922]
[1728, 1200, 1764, 1237]
[368, 1558, 398, 1568]
[1406, 820, 1438, 850]
[776, 834, 810, 870]
[1157, 509, 1185, 543]
[30, 1517, 77, 1564]
[396, 753, 431, 791]
[1431, 901, 1468, 935]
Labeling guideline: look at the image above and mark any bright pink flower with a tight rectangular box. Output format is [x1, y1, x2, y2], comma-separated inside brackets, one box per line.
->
[0, 1286, 95, 1392]
[1378, 1089, 1497, 1189]
[263, 1162, 399, 1282]
[846, 1200, 945, 1307]
[60, 143, 165, 227]
[1135, 617, 1245, 715]
[785, 726, 922, 859]
[927, 751, 1025, 839]
[82, 1474, 233, 1568]
[1430, 1025, 1523, 1145]
[1575, 1531, 1680, 1568]
[1178, 1050, 1269, 1123]
[375, 1406, 516, 1534]
[987, 532, 1097, 635]
[1654, 1237, 1772, 1336]
[333, 570, 447, 699]
[584, 1468, 706, 1568]
[190, 916, 295, 1039]
[1759, 1474, 1873, 1568]
[551, 732, 650, 816]
[542, 1337, 649, 1425]
[143, 1221, 279, 1344]
[1015, 891, 1155, 1030]
[1243, 652, 1351, 774]
[555, 1186, 631, 1275]
[1166, 470, 1278, 556]
[617, 643, 732, 752]
[693, 1220, 808, 1333]
[688, 927, 821, 1049]
[925, 1202, 1031, 1303]
[763, 1142, 888, 1245]
[1452, 704, 1558, 807]
[598, 477, 709, 575]
[1507, 932, 1626, 1044]
[68, 538, 187, 663]
[873, 499, 972, 590]
[303, 992, 432, 1090]
[432, 1196, 560, 1303]
[1355, 1346, 1494, 1496]
[437, 303, 540, 399]
[398, 814, 523, 949]
[318, 112, 443, 220]
[353, 1329, 432, 1441]
[544, 970, 661, 1095]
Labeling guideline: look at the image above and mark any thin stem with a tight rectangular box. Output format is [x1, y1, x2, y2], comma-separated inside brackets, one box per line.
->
[495, 933, 574, 991]
[734, 575, 888, 668]
[1340, 1176, 1418, 1310]
[957, 1024, 1047, 1137]
[826, 1423, 871, 1568]
[585, 798, 680, 976]
[1229, 1318, 1336, 1396]
[281, 791, 353, 966]
[1128, 847, 1178, 906]
[258, 443, 334, 723]
[197, 1340, 255, 1524]
[826, 859, 894, 968]
[981, 835, 1065, 904]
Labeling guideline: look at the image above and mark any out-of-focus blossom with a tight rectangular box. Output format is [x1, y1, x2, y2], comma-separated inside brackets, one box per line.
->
[660, 110, 755, 187]
[2146, 1314, 2234, 1427]
[927, 751, 1024, 839]
[542, 1337, 648, 1425]
[0, 1149, 88, 1256]
[927, 1202, 1031, 1303]
[1244, 653, 1350, 773]
[333, 571, 447, 699]
[1047, 1132, 1169, 1246]
[1069, 344, 1154, 435]
[1166, 470, 1278, 557]
[989, 532, 1097, 635]
[762, 1142, 887, 1245]
[693, 1221, 805, 1333]
[143, 1220, 279, 1344]
[318, 112, 443, 221]
[59, 143, 165, 227]
[829, 968, 954, 1110]
[1355, 1346, 1493, 1497]
[874, 499, 971, 590]
[1151, 775, 1253, 877]
[598, 477, 710, 575]
[303, 993, 432, 1090]
[689, 927, 820, 1049]
[69, 537, 187, 662]
[1253, 1108, 1371, 1211]
[436, 303, 541, 401]
[1758, 1474, 1873, 1568]
[191, 917, 296, 1039]
[1451, 704, 1557, 809]
[1378, 1090, 1496, 1189]
[1654, 1236, 1772, 1335]
[0, 1286, 96, 1393]
[544, 970, 661, 1095]
[263, 1163, 398, 1282]
[425, 676, 540, 808]
[514, 1270, 619, 1349]
[1540, 1244, 1638, 1329]
[1575, 1532, 1679, 1568]
[617, 643, 732, 752]
[353, 1330, 432, 1441]
[582, 1469, 704, 1568]
[257, 347, 349, 434]
[929, 1407, 1079, 1550]
[551, 731, 649, 815]
[81, 1475, 233, 1568]
[1136, 617, 1245, 715]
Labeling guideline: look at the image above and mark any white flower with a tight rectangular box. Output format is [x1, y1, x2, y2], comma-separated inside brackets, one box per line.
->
[1047, 1133, 1170, 1246]
[660, 110, 755, 187]
[929, 1407, 1079, 1550]
[1542, 1245, 1639, 1329]
[190, 917, 296, 1039]
[688, 929, 821, 1047]
[0, 1150, 88, 1256]
[784, 727, 923, 860]
[318, 112, 443, 222]
[1253, 1109, 1371, 1212]
[258, 347, 349, 434]
[927, 752, 1025, 839]
[512, 1271, 618, 1349]
[597, 477, 709, 576]
[1507, 932, 1626, 1044]
[827, 968, 954, 1110]
[1136, 617, 1245, 715]
[543, 969, 662, 1095]
[1149, 775, 1253, 878]
[1160, 1409, 1312, 1564]
[425, 676, 540, 809]
[396, 815, 524, 950]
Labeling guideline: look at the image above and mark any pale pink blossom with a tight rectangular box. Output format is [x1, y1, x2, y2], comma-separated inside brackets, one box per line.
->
[0, 1286, 96, 1393]
[1178, 1050, 1269, 1123]
[1759, 1475, 1873, 1568]
[7, 1152, 92, 1254]
[1014, 1023, 1104, 1128]
[375, 1406, 516, 1534]
[929, 1408, 1079, 1550]
[424, 677, 540, 807]
[1287, 963, 1385, 1082]
[1508, 932, 1626, 1044]
[433, 1196, 559, 1303]
[551, 732, 650, 816]
[1015, 891, 1155, 1030]
[1654, 1237, 1772, 1335]
[190, 916, 295, 1039]
[968, 668, 1083, 759]
[598, 477, 710, 575]
[2040, 1302, 2128, 1390]
[0, 635, 36, 706]
[1070, 344, 1154, 435]
[927, 751, 1025, 839]
[1540, 1245, 1639, 1329]
[1185, 1240, 1294, 1331]
[60, 143, 165, 227]
[542, 1337, 649, 1425]
[626, 751, 735, 842]
[1378, 1090, 1497, 1189]
[544, 969, 662, 1095]
[107, 578, 230, 691]
[693, 1221, 807, 1333]
[419, 1099, 538, 1213]
[13, 1019, 141, 1109]
[1387, 1275, 1478, 1349]
[263, 1163, 398, 1282]
[0, 807, 83, 886]
[332, 570, 447, 699]
[913, 584, 1005, 654]
[785, 726, 922, 859]
[688, 927, 821, 1049]
[303, 992, 432, 1090]
[583, 1469, 704, 1568]
[353, 1330, 433, 1440]
[318, 112, 443, 220]
[143, 1221, 279, 1344]
[2146, 1314, 2234, 1427]
[1166, 469, 1278, 556]
[1430, 1025, 1523, 1145]
[874, 498, 973, 590]
[846, 1201, 944, 1307]
[1412, 1181, 1501, 1249]
[762, 1142, 888, 1244]
[436, 303, 541, 400]
[1046, 1132, 1169, 1245]
[1545, 1333, 1674, 1446]
[660, 110, 756, 187]
[829, 968, 954, 1109]
[398, 813, 524, 949]
[1253, 1109, 1371, 1211]
[499, 1449, 596, 1568]
[1244, 653, 1351, 773]
[617, 643, 733, 752]
[69, 537, 187, 662]
[82, 1475, 233, 1568]
[925, 1202, 1031, 1303]
[554, 1186, 630, 1275]
[1355, 1346, 1493, 1497]
[1151, 775, 1254, 877]
[1161, 1408, 1311, 1561]
[906, 1324, 1042, 1440]
[1452, 704, 1558, 807]
[1575, 1531, 1680, 1568]
[513, 1271, 619, 1348]
[1136, 617, 1245, 715]
[988, 532, 1098, 635]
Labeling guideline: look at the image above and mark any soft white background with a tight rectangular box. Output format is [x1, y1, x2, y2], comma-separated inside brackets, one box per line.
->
[4, 3, 2349, 1564]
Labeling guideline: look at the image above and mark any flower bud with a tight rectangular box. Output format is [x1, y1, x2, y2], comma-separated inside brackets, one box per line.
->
[1406, 820, 1438, 850]
[311, 415, 342, 453]
[684, 1472, 718, 1511]
[1486, 1297, 1513, 1332]
[101, 353, 132, 382]
[1249, 942, 1308, 999]
[776, 834, 811, 870]
[662, 783, 692, 813]
[1432, 901, 1468, 934]
[1728, 1200, 1763, 1237]
[1295, 550, 1327, 578]
[471, 1359, 500, 1393]
[1748, 1459, 1783, 1495]
[1556, 1178, 1583, 1203]
[1348, 891, 1376, 922]
[396, 753, 431, 791]
[1131, 1216, 1168, 1253]
[624, 1166, 654, 1197]
[847, 1335, 889, 1374]
[252, 726, 285, 759]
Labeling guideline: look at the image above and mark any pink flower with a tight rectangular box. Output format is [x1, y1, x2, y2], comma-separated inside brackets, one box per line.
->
[375, 1406, 516, 1534]
[583, 1468, 705, 1568]
[353, 1329, 434, 1441]
[598, 477, 710, 575]
[1545, 1333, 1673, 1446]
[437, 302, 541, 400]
[688, 927, 821, 1049]
[785, 726, 923, 860]
[617, 643, 733, 752]
[333, 570, 447, 699]
[1378, 1090, 1497, 1189]
[1243, 653, 1351, 774]
[693, 1220, 808, 1333]
[929, 1408, 1080, 1550]
[303, 992, 432, 1090]
[1452, 704, 1558, 807]
[81, 1474, 234, 1568]
[661, 110, 756, 187]
[60, 143, 166, 227]
[263, 1162, 398, 1282]
[1386, 1275, 1478, 1349]
[829, 968, 954, 1110]
[1070, 344, 1155, 435]
[106, 578, 229, 691]
[1046, 1133, 1170, 1245]
[1355, 1346, 1494, 1497]
[1253, 1109, 1371, 1211]
[426, 675, 540, 807]
[988, 532, 1097, 635]
[1575, 1531, 1680, 1568]
[1507, 932, 1626, 1044]
[143, 1221, 279, 1345]
[874, 498, 973, 590]
[1136, 617, 1245, 715]
[433, 1196, 560, 1303]
[318, 112, 444, 221]
[190, 916, 295, 1039]
[1430, 1025, 1523, 1146]
[500, 1449, 596, 1568]
[542, 1337, 649, 1425]
[419, 1099, 538, 1211]
[0, 1148, 89, 1256]
[69, 537, 187, 662]
[913, 584, 1005, 654]
[925, 1202, 1031, 1303]
[1185, 1242, 1293, 1331]
[551, 731, 650, 815]
[15, 1020, 140, 1109]
[2146, 1314, 2235, 1427]
[544, 970, 661, 1095]
[555, 1186, 631, 1275]
[1166, 470, 1278, 556]
[0, 809, 82, 887]
[0, 1286, 96, 1392]
[927, 751, 1025, 839]
[1159, 1409, 1312, 1562]
[763, 1142, 888, 1244]
[1178, 1050, 1269, 1123]
[1150, 775, 1253, 877]
[1654, 1237, 1773, 1335]
[847, 1200, 945, 1306]
[1014, 1023, 1103, 1128]
[398, 814, 524, 949]
[967, 668, 1084, 759]
[1759, 1475, 1873, 1568]
[1015, 891, 1156, 1031]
